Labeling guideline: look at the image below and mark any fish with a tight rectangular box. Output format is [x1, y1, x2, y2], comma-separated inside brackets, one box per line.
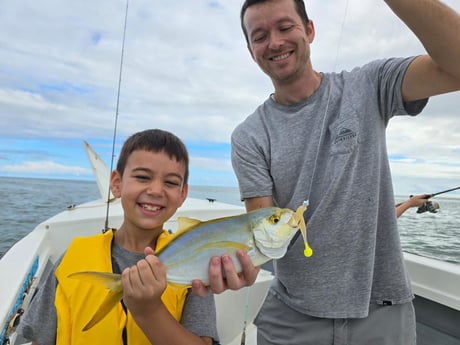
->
[69, 204, 312, 330]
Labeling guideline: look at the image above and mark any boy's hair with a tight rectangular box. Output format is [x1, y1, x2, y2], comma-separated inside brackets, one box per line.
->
[240, 0, 310, 44]
[116, 129, 189, 184]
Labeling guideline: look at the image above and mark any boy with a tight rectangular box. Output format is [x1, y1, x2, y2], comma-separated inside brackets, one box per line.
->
[18, 129, 218, 345]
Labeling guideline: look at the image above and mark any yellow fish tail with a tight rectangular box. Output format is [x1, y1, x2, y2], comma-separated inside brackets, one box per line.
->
[68, 271, 123, 331]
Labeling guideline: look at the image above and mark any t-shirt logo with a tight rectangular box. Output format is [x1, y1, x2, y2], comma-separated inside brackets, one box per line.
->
[330, 119, 359, 156]
[334, 126, 357, 144]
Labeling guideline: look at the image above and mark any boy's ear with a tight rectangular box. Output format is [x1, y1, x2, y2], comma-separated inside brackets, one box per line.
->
[179, 183, 189, 206]
[110, 170, 122, 198]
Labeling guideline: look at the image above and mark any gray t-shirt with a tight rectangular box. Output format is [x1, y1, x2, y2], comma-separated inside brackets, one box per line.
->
[231, 57, 428, 318]
[18, 241, 218, 344]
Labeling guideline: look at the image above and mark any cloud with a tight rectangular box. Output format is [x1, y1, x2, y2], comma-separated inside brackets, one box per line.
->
[0, 161, 91, 177]
[0, 0, 459, 188]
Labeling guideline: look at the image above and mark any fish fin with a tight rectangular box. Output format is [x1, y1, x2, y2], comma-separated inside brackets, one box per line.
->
[176, 215, 244, 234]
[83, 288, 123, 331]
[176, 217, 203, 233]
[68, 272, 123, 331]
[68, 271, 122, 290]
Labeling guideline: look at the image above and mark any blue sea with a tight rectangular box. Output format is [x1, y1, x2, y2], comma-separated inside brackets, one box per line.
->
[0, 176, 459, 265]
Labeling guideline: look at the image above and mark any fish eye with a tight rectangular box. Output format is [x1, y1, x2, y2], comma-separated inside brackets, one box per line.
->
[269, 215, 280, 224]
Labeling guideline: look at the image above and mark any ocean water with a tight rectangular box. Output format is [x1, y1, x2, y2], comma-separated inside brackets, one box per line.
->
[0, 177, 459, 265]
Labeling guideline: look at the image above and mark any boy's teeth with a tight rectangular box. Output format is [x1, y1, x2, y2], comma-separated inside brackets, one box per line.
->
[142, 204, 160, 211]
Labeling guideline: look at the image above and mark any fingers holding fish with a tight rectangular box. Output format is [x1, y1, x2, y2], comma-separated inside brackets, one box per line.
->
[190, 256, 225, 296]
[235, 250, 260, 286]
[190, 252, 259, 295]
[205, 252, 260, 294]
[144, 246, 155, 256]
[190, 279, 210, 297]
[121, 254, 167, 315]
[206, 256, 226, 294]
[221, 252, 260, 291]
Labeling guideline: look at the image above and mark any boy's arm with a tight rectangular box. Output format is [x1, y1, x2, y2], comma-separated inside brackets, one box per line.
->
[385, 0, 460, 101]
[122, 248, 213, 345]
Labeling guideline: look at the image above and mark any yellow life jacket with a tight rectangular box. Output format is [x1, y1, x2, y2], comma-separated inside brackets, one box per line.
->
[54, 230, 188, 345]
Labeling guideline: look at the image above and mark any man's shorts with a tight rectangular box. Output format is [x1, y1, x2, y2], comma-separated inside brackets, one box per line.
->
[254, 290, 416, 345]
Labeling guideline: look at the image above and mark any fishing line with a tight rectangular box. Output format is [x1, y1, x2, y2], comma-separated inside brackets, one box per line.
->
[240, 286, 252, 345]
[104, 0, 129, 231]
[305, 0, 350, 204]
[288, 0, 351, 250]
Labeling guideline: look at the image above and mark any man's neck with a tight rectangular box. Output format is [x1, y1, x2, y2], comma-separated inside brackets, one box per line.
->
[272, 70, 322, 105]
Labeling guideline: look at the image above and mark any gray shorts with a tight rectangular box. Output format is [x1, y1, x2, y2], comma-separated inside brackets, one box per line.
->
[254, 290, 416, 345]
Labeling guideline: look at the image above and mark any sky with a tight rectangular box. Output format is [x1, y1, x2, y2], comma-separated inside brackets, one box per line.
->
[0, 0, 459, 198]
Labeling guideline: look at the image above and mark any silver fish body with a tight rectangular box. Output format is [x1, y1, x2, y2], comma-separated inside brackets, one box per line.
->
[157, 207, 301, 285]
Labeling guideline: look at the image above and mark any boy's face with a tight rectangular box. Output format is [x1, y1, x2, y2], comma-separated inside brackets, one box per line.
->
[110, 149, 188, 234]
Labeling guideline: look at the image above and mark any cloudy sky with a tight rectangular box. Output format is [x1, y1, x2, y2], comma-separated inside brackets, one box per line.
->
[0, 0, 459, 197]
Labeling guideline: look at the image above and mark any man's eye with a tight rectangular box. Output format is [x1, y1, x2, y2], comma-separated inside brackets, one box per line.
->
[253, 34, 266, 43]
[280, 25, 293, 32]
[166, 180, 181, 186]
[135, 175, 149, 181]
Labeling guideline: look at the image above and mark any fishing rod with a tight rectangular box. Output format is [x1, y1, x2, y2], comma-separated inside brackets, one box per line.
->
[413, 186, 460, 214]
[104, 0, 129, 231]
[428, 186, 460, 198]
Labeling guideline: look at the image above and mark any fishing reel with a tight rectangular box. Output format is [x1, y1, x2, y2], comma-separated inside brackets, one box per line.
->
[416, 200, 440, 214]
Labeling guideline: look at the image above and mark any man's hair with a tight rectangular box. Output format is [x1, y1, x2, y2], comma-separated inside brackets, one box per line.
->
[116, 128, 189, 184]
[240, 0, 310, 44]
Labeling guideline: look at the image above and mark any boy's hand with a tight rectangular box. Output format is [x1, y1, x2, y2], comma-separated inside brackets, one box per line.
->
[191, 250, 260, 296]
[122, 247, 167, 316]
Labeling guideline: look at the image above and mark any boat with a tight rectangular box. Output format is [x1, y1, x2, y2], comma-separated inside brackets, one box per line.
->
[1, 142, 459, 345]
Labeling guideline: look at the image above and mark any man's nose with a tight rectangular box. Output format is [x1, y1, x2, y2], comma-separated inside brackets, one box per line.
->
[268, 31, 285, 50]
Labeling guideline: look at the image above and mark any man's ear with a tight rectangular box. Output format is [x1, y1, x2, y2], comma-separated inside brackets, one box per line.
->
[110, 170, 122, 198]
[306, 19, 315, 43]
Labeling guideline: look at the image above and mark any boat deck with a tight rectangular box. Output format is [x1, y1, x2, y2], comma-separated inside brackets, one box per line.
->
[414, 295, 460, 345]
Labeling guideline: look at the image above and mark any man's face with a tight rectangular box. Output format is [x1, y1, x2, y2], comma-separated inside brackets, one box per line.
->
[243, 0, 314, 85]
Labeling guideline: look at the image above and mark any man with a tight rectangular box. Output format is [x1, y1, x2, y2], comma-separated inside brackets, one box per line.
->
[221, 0, 459, 344]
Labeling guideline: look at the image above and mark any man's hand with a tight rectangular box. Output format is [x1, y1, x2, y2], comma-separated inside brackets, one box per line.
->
[191, 250, 260, 296]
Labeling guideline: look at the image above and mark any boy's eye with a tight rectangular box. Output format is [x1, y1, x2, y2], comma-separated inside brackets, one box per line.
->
[134, 175, 150, 181]
[165, 180, 181, 187]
